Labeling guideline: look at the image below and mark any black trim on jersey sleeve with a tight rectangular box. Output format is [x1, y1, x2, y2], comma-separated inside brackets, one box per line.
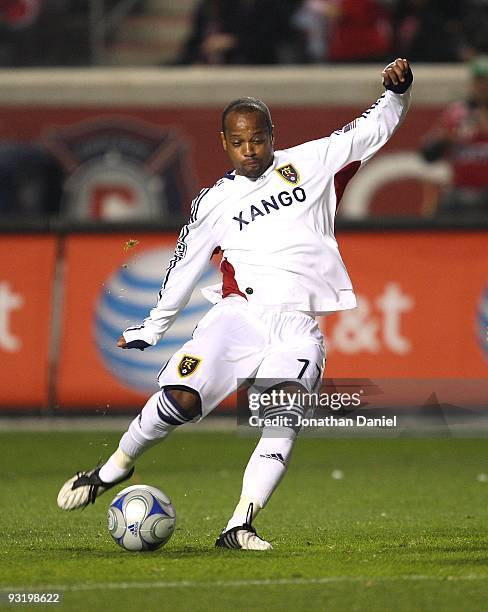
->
[159, 188, 209, 297]
[333, 93, 387, 135]
[189, 187, 210, 222]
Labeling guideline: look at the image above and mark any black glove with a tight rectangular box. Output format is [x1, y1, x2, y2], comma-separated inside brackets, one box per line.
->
[124, 340, 151, 351]
[384, 67, 413, 94]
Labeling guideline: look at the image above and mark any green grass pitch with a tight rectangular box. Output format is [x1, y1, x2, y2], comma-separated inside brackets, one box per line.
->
[0, 430, 487, 611]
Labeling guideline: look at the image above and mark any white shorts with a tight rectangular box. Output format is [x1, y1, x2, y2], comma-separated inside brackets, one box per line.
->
[157, 295, 326, 417]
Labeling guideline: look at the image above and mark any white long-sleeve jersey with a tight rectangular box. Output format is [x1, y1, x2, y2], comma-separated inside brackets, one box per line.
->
[124, 87, 411, 347]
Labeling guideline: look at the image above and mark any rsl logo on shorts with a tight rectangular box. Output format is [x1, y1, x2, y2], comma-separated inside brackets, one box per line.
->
[276, 163, 300, 185]
[178, 355, 201, 377]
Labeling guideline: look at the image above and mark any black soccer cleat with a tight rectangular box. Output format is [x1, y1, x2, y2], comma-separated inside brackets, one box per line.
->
[57, 466, 135, 511]
[215, 523, 273, 550]
[215, 503, 272, 550]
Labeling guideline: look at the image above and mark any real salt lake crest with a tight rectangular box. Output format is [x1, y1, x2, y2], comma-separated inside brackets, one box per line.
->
[94, 247, 220, 393]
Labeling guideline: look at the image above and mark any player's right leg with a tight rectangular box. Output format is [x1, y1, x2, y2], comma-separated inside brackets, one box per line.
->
[56, 387, 198, 510]
[57, 295, 264, 511]
[217, 311, 326, 549]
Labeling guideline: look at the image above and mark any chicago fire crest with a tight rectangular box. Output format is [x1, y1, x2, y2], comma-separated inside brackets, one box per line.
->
[44, 116, 196, 221]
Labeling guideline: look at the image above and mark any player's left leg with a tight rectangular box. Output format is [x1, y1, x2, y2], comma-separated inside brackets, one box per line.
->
[217, 311, 325, 550]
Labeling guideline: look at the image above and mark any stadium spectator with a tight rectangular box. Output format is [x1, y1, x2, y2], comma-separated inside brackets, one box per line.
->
[0, 0, 42, 64]
[459, 0, 488, 59]
[0, 1, 93, 66]
[325, 0, 393, 63]
[0, 0, 41, 27]
[292, 0, 334, 63]
[0, 143, 62, 217]
[392, 0, 464, 63]
[177, 0, 301, 65]
[420, 55, 488, 216]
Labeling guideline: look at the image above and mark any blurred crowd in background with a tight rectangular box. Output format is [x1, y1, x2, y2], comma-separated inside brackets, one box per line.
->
[0, 0, 487, 221]
[177, 0, 488, 65]
[0, 0, 487, 67]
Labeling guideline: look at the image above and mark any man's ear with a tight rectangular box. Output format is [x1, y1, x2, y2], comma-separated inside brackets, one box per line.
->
[271, 126, 275, 146]
[220, 131, 227, 152]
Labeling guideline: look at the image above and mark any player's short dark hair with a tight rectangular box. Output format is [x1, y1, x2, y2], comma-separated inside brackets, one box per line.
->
[221, 97, 273, 135]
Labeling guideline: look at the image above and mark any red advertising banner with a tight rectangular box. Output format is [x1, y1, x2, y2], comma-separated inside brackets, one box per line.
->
[323, 231, 488, 378]
[55, 231, 487, 412]
[0, 235, 57, 408]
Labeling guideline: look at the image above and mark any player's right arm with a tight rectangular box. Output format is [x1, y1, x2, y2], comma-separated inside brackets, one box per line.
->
[118, 189, 218, 350]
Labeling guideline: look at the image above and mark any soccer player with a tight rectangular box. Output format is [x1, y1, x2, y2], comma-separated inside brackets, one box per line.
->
[58, 59, 413, 550]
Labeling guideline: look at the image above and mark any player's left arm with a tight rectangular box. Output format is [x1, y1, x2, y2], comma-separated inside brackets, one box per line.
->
[117, 196, 219, 350]
[323, 58, 413, 171]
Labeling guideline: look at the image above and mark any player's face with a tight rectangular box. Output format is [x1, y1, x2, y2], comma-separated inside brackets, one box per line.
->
[221, 111, 274, 179]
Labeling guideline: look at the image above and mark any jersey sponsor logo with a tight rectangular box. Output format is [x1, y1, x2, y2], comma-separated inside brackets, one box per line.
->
[178, 354, 201, 377]
[232, 186, 307, 230]
[276, 163, 300, 185]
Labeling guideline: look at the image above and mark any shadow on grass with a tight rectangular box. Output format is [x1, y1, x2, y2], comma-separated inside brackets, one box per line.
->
[386, 542, 488, 569]
[45, 546, 228, 558]
[435, 557, 488, 566]
[405, 543, 488, 555]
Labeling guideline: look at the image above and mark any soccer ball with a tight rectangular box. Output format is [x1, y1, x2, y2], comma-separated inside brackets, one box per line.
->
[107, 484, 176, 551]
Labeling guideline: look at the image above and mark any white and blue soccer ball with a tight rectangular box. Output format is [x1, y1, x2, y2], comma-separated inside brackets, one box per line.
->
[107, 485, 176, 551]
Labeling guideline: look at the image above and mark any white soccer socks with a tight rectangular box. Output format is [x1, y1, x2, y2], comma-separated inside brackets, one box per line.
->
[226, 496, 262, 530]
[225, 425, 296, 531]
[99, 387, 196, 483]
[118, 389, 180, 461]
[98, 448, 135, 483]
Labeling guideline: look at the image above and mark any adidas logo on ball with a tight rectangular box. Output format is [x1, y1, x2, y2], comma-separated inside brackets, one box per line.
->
[128, 522, 139, 537]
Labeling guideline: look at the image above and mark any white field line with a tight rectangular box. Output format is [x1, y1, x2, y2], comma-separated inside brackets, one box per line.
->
[1, 417, 485, 438]
[1, 575, 486, 593]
